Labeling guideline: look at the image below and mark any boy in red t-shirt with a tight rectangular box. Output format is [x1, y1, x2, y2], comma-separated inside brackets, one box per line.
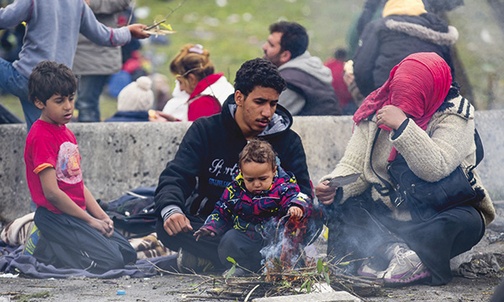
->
[24, 61, 136, 273]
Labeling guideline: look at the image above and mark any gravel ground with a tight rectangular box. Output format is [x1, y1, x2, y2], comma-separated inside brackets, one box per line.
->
[0, 270, 501, 302]
[1, 236, 503, 302]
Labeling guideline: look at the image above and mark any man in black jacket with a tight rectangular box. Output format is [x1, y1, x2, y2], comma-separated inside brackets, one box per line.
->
[155, 58, 313, 272]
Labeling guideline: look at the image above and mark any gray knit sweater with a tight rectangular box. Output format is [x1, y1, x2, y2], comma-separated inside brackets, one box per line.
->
[320, 96, 495, 225]
[0, 0, 131, 78]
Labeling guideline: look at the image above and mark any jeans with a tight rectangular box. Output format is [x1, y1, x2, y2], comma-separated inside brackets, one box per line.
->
[75, 74, 109, 122]
[0, 58, 41, 130]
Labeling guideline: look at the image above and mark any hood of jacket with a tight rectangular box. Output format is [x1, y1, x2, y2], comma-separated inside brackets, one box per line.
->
[385, 14, 458, 46]
[278, 51, 333, 85]
[221, 94, 293, 138]
[189, 73, 235, 105]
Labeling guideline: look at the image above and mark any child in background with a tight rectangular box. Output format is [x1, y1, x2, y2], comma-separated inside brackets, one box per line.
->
[105, 76, 154, 122]
[24, 61, 136, 273]
[194, 139, 311, 276]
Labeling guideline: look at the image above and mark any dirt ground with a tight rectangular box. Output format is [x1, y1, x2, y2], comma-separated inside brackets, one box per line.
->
[0, 269, 501, 302]
[1, 235, 503, 302]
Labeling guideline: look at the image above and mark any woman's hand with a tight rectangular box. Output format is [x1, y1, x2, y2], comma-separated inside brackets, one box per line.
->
[315, 180, 337, 205]
[376, 105, 407, 130]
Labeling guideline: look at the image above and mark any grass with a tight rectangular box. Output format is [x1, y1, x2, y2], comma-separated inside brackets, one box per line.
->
[1, 0, 503, 121]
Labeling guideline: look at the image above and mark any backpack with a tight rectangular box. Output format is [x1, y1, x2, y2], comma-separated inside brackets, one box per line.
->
[100, 186, 157, 238]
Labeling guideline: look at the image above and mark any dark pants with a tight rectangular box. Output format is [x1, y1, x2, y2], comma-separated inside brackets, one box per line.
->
[34, 207, 137, 273]
[156, 215, 224, 269]
[326, 193, 485, 285]
[75, 74, 109, 122]
[218, 229, 264, 272]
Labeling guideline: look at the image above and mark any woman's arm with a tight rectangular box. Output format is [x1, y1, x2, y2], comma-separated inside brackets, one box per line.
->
[393, 111, 475, 181]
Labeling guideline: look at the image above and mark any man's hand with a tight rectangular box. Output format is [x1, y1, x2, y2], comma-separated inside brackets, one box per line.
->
[128, 24, 150, 39]
[164, 212, 193, 236]
[288, 206, 303, 219]
[193, 227, 215, 241]
[315, 180, 337, 205]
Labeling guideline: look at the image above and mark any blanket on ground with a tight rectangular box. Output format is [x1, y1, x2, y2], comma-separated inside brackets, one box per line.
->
[0, 244, 178, 279]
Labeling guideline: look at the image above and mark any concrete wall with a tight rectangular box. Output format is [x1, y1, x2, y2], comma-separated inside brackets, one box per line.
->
[1, 111, 503, 224]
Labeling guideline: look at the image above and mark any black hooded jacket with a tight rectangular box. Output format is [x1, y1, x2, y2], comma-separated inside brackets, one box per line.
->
[154, 94, 312, 218]
[353, 13, 458, 96]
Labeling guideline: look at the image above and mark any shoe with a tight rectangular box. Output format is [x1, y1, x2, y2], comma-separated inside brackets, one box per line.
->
[382, 244, 431, 285]
[222, 267, 249, 278]
[357, 259, 386, 279]
[176, 248, 214, 273]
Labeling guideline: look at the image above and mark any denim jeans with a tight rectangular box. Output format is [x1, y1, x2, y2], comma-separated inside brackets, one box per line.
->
[0, 58, 41, 130]
[75, 74, 109, 122]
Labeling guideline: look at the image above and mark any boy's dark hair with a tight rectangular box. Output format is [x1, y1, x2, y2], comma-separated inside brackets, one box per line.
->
[334, 48, 348, 61]
[269, 21, 308, 59]
[239, 139, 277, 170]
[28, 61, 77, 105]
[234, 58, 286, 96]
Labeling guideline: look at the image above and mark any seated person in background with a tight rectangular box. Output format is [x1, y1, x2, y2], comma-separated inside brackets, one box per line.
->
[352, 0, 458, 97]
[194, 139, 311, 276]
[150, 43, 234, 122]
[105, 76, 154, 122]
[154, 58, 314, 273]
[324, 48, 357, 115]
[315, 52, 494, 286]
[262, 21, 341, 116]
[24, 61, 136, 273]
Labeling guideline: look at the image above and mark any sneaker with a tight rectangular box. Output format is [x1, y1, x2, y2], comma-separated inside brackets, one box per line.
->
[222, 267, 249, 278]
[176, 248, 214, 273]
[357, 259, 386, 279]
[382, 244, 431, 285]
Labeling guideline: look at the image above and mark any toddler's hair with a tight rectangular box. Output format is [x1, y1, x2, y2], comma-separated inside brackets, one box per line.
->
[28, 61, 77, 105]
[239, 139, 276, 170]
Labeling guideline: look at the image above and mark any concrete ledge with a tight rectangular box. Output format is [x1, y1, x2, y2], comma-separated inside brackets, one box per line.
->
[1, 111, 503, 224]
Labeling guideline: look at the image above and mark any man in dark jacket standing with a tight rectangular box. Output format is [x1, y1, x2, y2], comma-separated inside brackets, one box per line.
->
[155, 58, 314, 272]
[262, 21, 341, 116]
[352, 0, 458, 97]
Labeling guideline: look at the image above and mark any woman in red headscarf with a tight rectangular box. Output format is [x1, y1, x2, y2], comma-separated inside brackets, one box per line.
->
[315, 52, 495, 286]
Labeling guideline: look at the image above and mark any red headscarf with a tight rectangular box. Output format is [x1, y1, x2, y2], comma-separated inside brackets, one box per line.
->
[353, 52, 452, 160]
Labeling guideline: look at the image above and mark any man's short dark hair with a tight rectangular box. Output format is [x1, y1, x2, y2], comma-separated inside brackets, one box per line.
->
[28, 61, 77, 105]
[269, 21, 308, 59]
[234, 58, 286, 96]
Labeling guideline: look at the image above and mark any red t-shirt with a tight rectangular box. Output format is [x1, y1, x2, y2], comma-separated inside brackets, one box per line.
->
[24, 120, 86, 214]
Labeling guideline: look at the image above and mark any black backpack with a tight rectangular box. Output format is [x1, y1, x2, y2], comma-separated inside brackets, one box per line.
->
[100, 186, 157, 238]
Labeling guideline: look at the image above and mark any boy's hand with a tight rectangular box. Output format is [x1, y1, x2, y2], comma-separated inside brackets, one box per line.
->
[128, 24, 150, 39]
[99, 216, 114, 237]
[193, 227, 215, 242]
[288, 206, 303, 219]
[89, 218, 114, 237]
